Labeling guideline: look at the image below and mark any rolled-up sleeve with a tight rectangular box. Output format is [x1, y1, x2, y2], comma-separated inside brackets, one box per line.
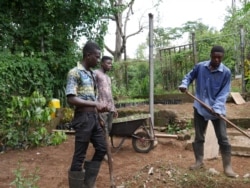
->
[66, 69, 79, 96]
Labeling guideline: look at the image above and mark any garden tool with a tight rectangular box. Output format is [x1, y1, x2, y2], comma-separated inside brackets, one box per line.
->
[185, 91, 250, 139]
[98, 114, 116, 188]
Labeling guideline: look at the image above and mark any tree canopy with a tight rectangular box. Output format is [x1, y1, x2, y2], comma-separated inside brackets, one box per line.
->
[0, 0, 113, 56]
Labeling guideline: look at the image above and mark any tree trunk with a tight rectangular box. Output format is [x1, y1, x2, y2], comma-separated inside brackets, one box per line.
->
[114, 0, 123, 62]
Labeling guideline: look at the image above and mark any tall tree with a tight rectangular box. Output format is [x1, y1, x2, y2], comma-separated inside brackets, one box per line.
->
[104, 0, 160, 61]
[105, 0, 135, 61]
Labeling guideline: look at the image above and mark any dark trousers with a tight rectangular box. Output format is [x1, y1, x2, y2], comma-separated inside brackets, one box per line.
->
[70, 112, 107, 171]
[193, 108, 231, 148]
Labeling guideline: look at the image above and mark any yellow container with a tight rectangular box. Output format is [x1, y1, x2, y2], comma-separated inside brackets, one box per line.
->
[49, 99, 61, 118]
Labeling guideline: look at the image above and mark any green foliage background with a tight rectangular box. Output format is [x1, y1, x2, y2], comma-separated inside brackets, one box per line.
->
[1, 0, 250, 149]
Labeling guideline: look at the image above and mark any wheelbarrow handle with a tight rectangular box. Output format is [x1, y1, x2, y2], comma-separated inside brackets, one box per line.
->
[185, 91, 250, 139]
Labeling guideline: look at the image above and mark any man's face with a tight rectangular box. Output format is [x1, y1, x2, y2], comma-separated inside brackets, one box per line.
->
[88, 49, 101, 68]
[210, 52, 224, 68]
[102, 59, 113, 72]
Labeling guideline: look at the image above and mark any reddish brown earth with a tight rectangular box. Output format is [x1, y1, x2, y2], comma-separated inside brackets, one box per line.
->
[1, 102, 250, 188]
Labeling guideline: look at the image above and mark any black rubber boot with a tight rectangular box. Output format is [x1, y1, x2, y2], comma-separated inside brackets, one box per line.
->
[68, 170, 85, 188]
[220, 145, 238, 178]
[189, 142, 204, 170]
[83, 161, 102, 188]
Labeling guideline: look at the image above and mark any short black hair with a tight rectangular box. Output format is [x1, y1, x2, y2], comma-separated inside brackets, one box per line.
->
[101, 56, 112, 63]
[211, 45, 225, 54]
[82, 41, 101, 58]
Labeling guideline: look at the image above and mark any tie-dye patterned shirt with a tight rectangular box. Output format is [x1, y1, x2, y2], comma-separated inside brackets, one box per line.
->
[66, 62, 96, 101]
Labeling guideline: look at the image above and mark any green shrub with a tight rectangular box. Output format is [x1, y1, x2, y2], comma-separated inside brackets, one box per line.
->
[2, 91, 66, 149]
[10, 162, 40, 188]
[49, 131, 67, 146]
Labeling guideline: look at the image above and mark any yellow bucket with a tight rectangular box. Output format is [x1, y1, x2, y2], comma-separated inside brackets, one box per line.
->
[49, 99, 61, 118]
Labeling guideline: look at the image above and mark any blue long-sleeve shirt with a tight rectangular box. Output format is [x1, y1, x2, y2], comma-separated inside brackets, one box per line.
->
[179, 60, 231, 120]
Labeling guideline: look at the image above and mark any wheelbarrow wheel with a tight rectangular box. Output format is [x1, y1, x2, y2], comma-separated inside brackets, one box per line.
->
[132, 131, 153, 153]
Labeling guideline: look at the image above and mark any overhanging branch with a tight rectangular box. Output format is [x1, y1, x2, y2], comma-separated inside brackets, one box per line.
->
[104, 44, 114, 56]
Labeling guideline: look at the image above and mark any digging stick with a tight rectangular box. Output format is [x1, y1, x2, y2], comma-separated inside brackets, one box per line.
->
[186, 91, 250, 139]
[98, 115, 116, 188]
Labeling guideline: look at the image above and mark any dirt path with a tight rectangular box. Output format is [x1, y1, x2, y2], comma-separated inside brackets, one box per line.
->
[1, 133, 250, 188]
[1, 102, 250, 188]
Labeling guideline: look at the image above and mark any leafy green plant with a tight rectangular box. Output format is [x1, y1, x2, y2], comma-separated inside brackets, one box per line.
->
[29, 127, 48, 147]
[185, 119, 193, 131]
[2, 91, 66, 149]
[166, 123, 181, 134]
[49, 131, 67, 146]
[10, 162, 40, 188]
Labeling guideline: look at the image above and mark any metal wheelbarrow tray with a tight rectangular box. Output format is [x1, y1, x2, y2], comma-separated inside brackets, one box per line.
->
[110, 114, 155, 153]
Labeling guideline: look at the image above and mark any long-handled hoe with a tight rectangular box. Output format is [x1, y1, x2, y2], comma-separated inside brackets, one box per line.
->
[185, 91, 250, 139]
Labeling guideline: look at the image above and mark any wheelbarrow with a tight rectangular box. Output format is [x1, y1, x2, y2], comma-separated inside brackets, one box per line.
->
[110, 114, 155, 153]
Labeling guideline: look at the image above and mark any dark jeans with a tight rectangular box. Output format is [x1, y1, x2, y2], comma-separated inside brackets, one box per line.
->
[193, 108, 231, 148]
[70, 112, 107, 171]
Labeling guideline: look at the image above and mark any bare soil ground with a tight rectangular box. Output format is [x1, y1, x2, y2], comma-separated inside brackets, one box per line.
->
[1, 102, 250, 188]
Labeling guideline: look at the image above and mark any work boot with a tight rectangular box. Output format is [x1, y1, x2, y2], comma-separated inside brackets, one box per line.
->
[220, 145, 238, 178]
[68, 170, 85, 188]
[189, 142, 204, 170]
[83, 161, 102, 188]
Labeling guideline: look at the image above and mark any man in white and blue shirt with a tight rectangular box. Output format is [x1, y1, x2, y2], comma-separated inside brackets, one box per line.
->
[179, 45, 238, 178]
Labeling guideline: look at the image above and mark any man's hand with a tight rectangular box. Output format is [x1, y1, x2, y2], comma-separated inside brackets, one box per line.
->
[179, 87, 187, 93]
[96, 102, 109, 113]
[209, 108, 220, 117]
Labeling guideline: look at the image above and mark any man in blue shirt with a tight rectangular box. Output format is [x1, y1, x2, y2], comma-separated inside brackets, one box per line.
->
[179, 45, 238, 178]
[66, 41, 109, 188]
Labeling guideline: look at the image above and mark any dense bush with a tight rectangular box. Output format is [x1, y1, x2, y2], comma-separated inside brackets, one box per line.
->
[1, 91, 67, 149]
[0, 52, 72, 150]
[0, 52, 78, 122]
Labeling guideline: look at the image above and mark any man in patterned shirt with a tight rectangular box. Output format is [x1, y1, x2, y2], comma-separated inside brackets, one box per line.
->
[66, 41, 109, 188]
